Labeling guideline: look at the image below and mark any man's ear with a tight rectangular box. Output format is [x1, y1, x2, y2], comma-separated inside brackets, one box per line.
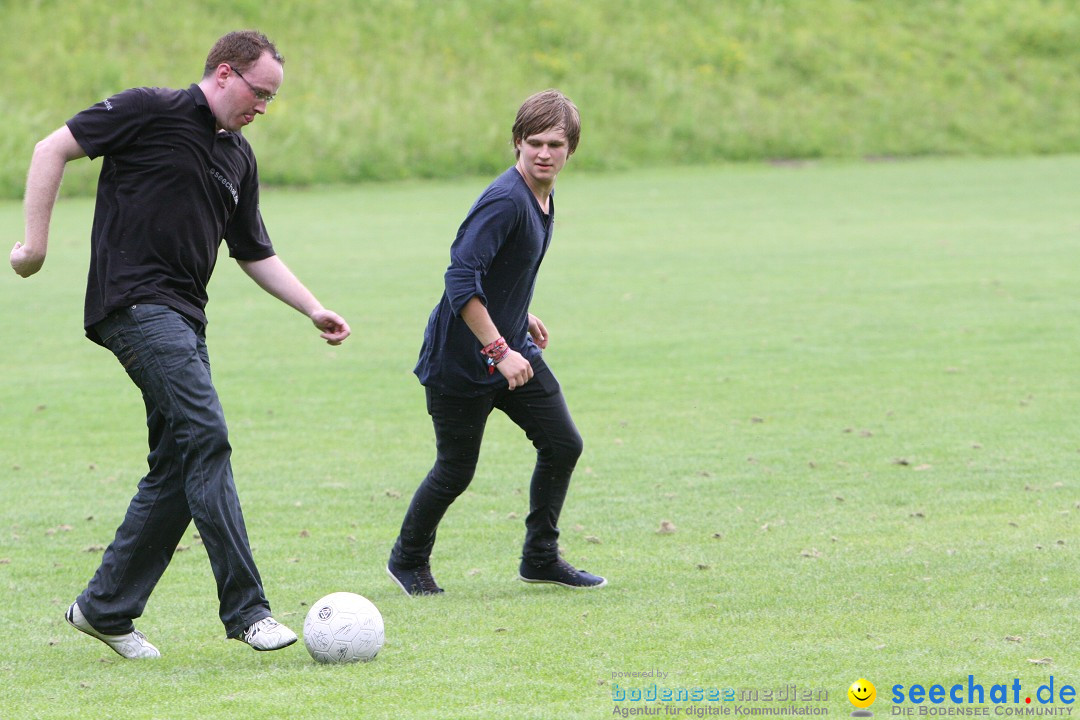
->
[214, 63, 231, 89]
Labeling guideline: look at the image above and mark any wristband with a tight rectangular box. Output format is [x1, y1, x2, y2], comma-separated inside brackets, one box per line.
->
[481, 336, 510, 375]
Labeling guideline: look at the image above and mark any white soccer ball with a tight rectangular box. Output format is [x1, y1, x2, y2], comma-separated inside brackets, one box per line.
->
[303, 592, 385, 663]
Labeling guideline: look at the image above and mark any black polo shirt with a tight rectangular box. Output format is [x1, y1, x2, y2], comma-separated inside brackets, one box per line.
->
[66, 84, 275, 344]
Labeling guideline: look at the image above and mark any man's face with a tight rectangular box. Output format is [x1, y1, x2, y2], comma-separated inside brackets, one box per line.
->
[515, 127, 570, 187]
[216, 51, 283, 132]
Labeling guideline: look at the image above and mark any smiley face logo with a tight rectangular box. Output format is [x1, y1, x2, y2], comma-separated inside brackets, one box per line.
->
[848, 678, 877, 710]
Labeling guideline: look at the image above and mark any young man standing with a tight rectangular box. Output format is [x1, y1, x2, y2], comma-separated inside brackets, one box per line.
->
[10, 31, 350, 657]
[387, 89, 606, 596]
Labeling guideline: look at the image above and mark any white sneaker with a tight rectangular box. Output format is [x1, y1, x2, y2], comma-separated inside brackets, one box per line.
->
[65, 602, 161, 659]
[237, 616, 297, 651]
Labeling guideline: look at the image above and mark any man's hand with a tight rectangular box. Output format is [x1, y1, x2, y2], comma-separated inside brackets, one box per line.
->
[527, 313, 549, 349]
[497, 349, 534, 390]
[311, 309, 350, 345]
[237, 256, 350, 345]
[10, 241, 45, 277]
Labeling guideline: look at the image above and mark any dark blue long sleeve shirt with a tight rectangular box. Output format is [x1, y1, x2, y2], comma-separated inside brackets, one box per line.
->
[414, 167, 554, 396]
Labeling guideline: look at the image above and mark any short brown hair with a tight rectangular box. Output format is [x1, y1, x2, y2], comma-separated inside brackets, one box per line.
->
[202, 30, 283, 77]
[512, 89, 580, 157]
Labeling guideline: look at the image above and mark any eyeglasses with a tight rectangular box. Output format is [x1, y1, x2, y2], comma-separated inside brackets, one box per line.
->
[230, 65, 275, 103]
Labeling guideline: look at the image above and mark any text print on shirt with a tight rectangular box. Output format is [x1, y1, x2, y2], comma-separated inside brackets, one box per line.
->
[208, 167, 239, 205]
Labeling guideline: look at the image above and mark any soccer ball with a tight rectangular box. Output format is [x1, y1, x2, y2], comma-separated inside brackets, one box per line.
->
[303, 592, 385, 663]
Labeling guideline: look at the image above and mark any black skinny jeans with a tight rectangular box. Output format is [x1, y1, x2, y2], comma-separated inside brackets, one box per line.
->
[391, 359, 584, 569]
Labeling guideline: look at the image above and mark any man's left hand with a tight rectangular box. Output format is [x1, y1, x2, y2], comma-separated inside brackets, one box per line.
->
[311, 309, 350, 345]
[528, 313, 549, 349]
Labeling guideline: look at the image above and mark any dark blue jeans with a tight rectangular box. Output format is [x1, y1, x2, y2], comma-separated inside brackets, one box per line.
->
[78, 304, 270, 638]
[391, 358, 584, 570]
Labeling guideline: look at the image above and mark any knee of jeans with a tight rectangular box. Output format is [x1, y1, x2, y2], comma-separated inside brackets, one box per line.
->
[542, 431, 583, 467]
[430, 457, 478, 492]
[179, 416, 231, 455]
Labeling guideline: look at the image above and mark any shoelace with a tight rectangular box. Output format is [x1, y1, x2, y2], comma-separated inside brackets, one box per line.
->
[415, 569, 441, 593]
[554, 560, 580, 578]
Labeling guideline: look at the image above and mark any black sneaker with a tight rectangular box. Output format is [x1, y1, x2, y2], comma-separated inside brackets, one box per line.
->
[387, 562, 445, 597]
[519, 558, 607, 589]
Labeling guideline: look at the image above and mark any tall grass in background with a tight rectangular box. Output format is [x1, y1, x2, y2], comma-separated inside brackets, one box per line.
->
[2, 0, 1080, 198]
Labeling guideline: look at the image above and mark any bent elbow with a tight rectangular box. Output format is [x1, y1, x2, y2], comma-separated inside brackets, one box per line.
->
[33, 126, 85, 164]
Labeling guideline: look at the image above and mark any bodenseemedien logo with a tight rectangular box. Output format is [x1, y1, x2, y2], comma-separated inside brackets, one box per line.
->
[849, 678, 877, 717]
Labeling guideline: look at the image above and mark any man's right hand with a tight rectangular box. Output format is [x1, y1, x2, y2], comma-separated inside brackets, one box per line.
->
[10, 241, 45, 277]
[17, 125, 86, 279]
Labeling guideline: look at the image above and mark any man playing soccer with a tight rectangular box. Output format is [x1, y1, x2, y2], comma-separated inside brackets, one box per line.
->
[387, 89, 606, 595]
[10, 31, 350, 657]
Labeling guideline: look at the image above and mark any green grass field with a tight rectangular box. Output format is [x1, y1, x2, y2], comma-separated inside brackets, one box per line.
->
[2, 157, 1080, 718]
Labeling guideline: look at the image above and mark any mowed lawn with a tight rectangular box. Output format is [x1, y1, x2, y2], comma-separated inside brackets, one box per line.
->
[1, 156, 1079, 719]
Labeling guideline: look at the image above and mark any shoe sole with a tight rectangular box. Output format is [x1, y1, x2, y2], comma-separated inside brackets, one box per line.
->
[386, 565, 415, 597]
[518, 574, 608, 589]
[246, 636, 298, 652]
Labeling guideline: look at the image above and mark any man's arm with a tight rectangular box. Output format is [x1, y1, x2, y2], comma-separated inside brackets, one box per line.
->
[460, 296, 533, 390]
[10, 125, 87, 277]
[237, 255, 351, 345]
